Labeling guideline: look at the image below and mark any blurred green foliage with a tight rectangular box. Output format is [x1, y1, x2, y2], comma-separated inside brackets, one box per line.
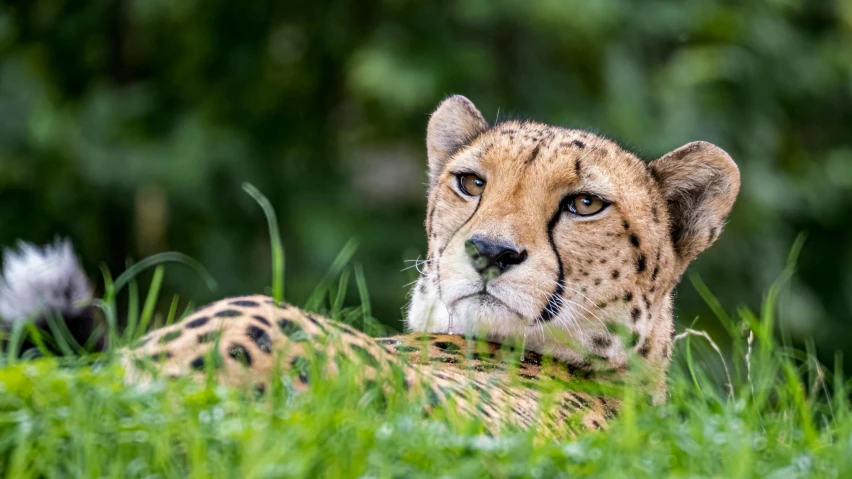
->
[1, 1, 851, 358]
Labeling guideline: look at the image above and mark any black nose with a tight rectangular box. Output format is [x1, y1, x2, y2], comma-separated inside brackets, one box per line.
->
[465, 236, 527, 277]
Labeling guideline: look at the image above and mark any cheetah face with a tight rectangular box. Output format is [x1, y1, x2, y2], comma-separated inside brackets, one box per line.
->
[407, 96, 740, 369]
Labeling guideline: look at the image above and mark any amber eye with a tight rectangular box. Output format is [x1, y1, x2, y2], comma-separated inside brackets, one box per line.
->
[458, 174, 486, 196]
[568, 194, 609, 216]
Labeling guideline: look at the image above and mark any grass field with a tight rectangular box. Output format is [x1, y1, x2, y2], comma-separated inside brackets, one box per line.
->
[0, 188, 848, 478]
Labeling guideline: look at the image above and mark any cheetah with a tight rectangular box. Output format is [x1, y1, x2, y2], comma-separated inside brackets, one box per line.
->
[0, 96, 740, 436]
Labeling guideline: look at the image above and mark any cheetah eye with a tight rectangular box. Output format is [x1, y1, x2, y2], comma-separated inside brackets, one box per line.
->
[457, 174, 486, 196]
[567, 194, 609, 217]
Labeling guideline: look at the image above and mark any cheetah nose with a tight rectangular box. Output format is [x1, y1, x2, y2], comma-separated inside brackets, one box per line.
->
[464, 236, 527, 279]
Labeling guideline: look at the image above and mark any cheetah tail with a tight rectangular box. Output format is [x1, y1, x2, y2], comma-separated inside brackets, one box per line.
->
[0, 238, 97, 347]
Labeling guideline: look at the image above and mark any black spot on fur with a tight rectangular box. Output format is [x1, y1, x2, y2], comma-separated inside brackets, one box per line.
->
[159, 331, 181, 344]
[572, 140, 585, 149]
[306, 314, 328, 333]
[148, 352, 172, 361]
[629, 332, 641, 347]
[592, 336, 612, 348]
[643, 295, 652, 310]
[430, 356, 458, 364]
[470, 352, 494, 361]
[252, 315, 271, 327]
[629, 234, 640, 247]
[197, 331, 222, 343]
[636, 255, 647, 273]
[228, 344, 252, 366]
[592, 420, 602, 429]
[638, 340, 651, 358]
[291, 356, 310, 384]
[522, 351, 543, 366]
[186, 317, 210, 329]
[246, 325, 273, 353]
[476, 404, 493, 418]
[190, 356, 205, 370]
[631, 308, 641, 323]
[190, 352, 223, 371]
[278, 319, 307, 340]
[622, 220, 630, 230]
[594, 278, 602, 286]
[335, 322, 359, 335]
[623, 292, 633, 302]
[651, 266, 659, 282]
[230, 300, 260, 307]
[215, 309, 242, 318]
[433, 341, 462, 354]
[525, 144, 541, 164]
[350, 344, 381, 368]
[611, 270, 620, 279]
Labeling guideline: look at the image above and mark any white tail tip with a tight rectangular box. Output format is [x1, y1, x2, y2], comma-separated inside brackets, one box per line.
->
[0, 239, 93, 324]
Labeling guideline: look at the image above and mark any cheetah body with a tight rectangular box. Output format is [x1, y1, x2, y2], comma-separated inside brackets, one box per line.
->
[125, 294, 615, 435]
[123, 95, 740, 435]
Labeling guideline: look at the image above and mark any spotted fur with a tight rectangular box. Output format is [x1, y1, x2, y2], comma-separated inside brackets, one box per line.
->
[123, 295, 616, 436]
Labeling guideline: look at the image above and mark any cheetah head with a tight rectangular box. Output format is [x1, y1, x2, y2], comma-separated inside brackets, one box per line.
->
[407, 95, 740, 371]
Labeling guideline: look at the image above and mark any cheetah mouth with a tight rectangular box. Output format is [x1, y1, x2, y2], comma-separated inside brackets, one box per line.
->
[452, 291, 524, 318]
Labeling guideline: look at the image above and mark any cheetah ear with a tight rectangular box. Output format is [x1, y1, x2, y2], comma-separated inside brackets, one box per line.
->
[649, 141, 740, 265]
[426, 95, 489, 189]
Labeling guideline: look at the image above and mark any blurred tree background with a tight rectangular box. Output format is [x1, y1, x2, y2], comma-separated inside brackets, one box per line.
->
[1, 1, 851, 361]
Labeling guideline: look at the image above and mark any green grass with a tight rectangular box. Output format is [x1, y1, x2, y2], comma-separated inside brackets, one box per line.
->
[0, 189, 849, 477]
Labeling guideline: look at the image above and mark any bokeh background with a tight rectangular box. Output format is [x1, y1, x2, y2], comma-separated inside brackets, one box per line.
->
[1, 1, 851, 361]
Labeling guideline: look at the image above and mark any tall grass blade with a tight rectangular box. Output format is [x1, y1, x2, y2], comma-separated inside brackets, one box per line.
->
[114, 253, 217, 295]
[354, 263, 372, 332]
[23, 322, 54, 357]
[43, 311, 85, 356]
[5, 318, 28, 364]
[136, 266, 165, 339]
[242, 183, 285, 302]
[99, 265, 119, 350]
[332, 269, 351, 321]
[304, 239, 359, 312]
[125, 277, 139, 342]
[165, 294, 181, 327]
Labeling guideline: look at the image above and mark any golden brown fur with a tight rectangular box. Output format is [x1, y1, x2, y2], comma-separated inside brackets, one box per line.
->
[122, 95, 740, 434]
